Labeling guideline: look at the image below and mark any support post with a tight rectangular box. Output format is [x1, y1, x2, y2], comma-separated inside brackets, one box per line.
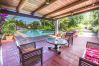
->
[55, 20, 59, 35]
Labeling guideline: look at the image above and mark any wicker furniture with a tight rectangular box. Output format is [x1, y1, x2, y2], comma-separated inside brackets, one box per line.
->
[49, 32, 62, 38]
[49, 32, 75, 47]
[17, 42, 43, 66]
[79, 42, 99, 66]
[63, 32, 74, 46]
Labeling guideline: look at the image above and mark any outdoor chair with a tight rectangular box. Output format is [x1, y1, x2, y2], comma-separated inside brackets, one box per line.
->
[72, 30, 79, 37]
[49, 32, 62, 38]
[79, 42, 99, 66]
[62, 32, 74, 46]
[17, 42, 43, 66]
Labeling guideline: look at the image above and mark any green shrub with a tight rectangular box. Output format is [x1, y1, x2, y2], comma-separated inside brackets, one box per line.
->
[2, 20, 16, 36]
[92, 26, 99, 33]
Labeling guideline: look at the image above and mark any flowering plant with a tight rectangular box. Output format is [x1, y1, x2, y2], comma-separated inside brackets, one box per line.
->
[0, 8, 8, 33]
[0, 8, 8, 21]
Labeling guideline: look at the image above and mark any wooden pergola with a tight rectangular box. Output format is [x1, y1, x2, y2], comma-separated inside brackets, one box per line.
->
[0, 0, 99, 20]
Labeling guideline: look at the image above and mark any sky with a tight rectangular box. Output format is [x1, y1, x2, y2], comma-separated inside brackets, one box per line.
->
[6, 15, 40, 24]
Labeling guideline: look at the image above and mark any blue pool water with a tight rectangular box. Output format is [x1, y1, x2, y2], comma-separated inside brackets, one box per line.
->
[19, 29, 54, 37]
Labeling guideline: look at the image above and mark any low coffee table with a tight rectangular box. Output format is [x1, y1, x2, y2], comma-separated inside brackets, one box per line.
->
[47, 37, 68, 54]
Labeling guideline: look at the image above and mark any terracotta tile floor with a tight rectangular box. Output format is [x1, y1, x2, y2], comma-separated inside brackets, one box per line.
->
[1, 35, 99, 66]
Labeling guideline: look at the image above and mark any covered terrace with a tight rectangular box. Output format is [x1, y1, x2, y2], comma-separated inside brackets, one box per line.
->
[0, 0, 99, 66]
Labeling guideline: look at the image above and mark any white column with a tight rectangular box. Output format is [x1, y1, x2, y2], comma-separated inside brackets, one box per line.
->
[55, 20, 59, 35]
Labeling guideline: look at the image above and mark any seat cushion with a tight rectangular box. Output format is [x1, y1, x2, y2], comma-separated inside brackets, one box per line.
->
[22, 47, 36, 54]
[84, 48, 99, 64]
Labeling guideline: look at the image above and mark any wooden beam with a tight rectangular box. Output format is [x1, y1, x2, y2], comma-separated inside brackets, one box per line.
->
[43, 0, 88, 18]
[16, 0, 27, 13]
[31, 0, 57, 15]
[6, 10, 52, 20]
[0, 5, 16, 10]
[31, 2, 46, 15]
[55, 3, 99, 19]
[16, 0, 23, 12]
[51, 0, 98, 18]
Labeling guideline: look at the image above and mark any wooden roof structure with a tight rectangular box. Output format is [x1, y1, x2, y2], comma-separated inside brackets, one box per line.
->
[0, 0, 99, 20]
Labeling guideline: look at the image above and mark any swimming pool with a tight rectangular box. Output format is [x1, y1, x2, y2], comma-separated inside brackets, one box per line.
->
[18, 29, 54, 37]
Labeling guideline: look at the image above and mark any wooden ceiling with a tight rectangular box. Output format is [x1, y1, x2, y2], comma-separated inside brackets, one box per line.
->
[0, 0, 99, 20]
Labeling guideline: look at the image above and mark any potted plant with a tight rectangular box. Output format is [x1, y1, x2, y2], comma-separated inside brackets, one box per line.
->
[0, 8, 8, 42]
[2, 20, 16, 40]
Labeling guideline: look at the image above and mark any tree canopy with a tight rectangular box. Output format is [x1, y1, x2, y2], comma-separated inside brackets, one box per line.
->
[4, 9, 99, 33]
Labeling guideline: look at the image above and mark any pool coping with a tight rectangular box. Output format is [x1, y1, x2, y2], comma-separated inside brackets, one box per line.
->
[16, 31, 28, 38]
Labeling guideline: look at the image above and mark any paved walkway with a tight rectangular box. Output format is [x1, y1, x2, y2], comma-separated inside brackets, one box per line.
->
[79, 29, 96, 37]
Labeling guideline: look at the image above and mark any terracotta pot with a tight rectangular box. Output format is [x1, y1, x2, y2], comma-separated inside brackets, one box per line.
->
[6, 35, 14, 40]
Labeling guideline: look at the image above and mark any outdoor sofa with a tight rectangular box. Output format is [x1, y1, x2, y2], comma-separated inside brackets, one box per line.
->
[79, 42, 99, 66]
